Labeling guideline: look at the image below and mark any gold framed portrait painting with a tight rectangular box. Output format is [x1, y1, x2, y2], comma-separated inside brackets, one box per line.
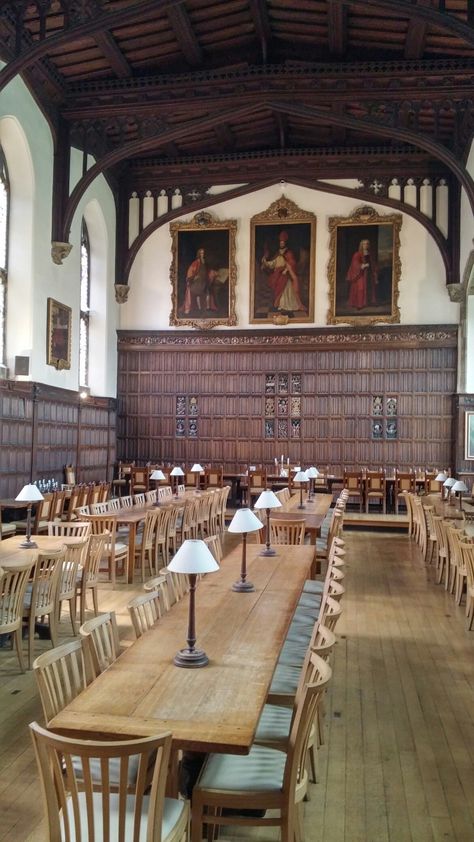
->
[250, 197, 316, 325]
[327, 205, 402, 326]
[169, 211, 237, 328]
[47, 298, 71, 370]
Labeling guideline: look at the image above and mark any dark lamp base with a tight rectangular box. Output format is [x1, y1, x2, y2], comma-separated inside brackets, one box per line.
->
[259, 547, 276, 557]
[232, 579, 255, 592]
[173, 648, 209, 668]
[19, 539, 37, 548]
[297, 504, 306, 510]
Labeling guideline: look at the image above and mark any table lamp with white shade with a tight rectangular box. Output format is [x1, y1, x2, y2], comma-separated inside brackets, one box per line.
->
[435, 471, 447, 498]
[443, 476, 456, 503]
[228, 508, 263, 592]
[150, 469, 166, 505]
[15, 484, 44, 548]
[293, 470, 309, 510]
[452, 479, 468, 510]
[167, 539, 219, 668]
[306, 466, 319, 501]
[190, 463, 204, 494]
[170, 465, 184, 496]
[254, 489, 281, 557]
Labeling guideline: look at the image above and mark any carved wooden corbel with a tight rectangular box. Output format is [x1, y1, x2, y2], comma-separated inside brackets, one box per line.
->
[51, 242, 73, 265]
[447, 283, 463, 303]
[115, 284, 130, 303]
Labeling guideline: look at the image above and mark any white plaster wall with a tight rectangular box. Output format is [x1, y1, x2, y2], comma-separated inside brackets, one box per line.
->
[123, 183, 458, 330]
[0, 75, 117, 396]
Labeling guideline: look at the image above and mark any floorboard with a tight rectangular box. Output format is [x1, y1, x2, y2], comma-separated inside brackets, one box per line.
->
[0, 527, 473, 841]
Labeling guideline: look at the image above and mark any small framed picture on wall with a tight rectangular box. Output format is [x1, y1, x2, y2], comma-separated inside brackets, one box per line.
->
[47, 298, 71, 370]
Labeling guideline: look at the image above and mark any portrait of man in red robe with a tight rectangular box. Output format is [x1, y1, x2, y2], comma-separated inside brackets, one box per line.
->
[345, 238, 378, 310]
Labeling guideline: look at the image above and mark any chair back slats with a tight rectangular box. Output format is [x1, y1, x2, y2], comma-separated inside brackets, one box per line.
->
[270, 518, 306, 545]
[48, 521, 92, 538]
[33, 639, 90, 723]
[127, 587, 168, 639]
[80, 610, 121, 677]
[29, 722, 180, 842]
[0, 562, 33, 632]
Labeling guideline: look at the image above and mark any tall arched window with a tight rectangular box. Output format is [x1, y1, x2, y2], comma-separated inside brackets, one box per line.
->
[79, 218, 90, 388]
[0, 145, 9, 366]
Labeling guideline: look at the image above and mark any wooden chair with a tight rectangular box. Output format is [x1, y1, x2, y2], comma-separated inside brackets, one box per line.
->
[270, 517, 306, 545]
[57, 538, 90, 635]
[432, 515, 450, 586]
[460, 540, 474, 630]
[64, 464, 76, 487]
[134, 507, 162, 581]
[127, 586, 169, 639]
[84, 513, 129, 587]
[133, 492, 146, 506]
[76, 532, 106, 624]
[64, 485, 84, 521]
[216, 485, 231, 536]
[0, 561, 34, 672]
[191, 652, 331, 842]
[394, 470, 416, 514]
[204, 466, 223, 489]
[89, 500, 109, 514]
[343, 470, 363, 511]
[22, 548, 65, 669]
[145, 488, 158, 504]
[422, 504, 437, 565]
[29, 722, 189, 842]
[203, 534, 223, 563]
[47, 520, 91, 538]
[79, 610, 121, 677]
[33, 639, 90, 723]
[247, 469, 267, 506]
[0, 505, 16, 539]
[130, 465, 149, 495]
[111, 460, 134, 498]
[12, 492, 56, 535]
[365, 470, 386, 514]
[50, 489, 67, 523]
[424, 470, 443, 494]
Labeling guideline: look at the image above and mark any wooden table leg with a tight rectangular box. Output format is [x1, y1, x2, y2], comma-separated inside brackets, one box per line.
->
[127, 522, 137, 584]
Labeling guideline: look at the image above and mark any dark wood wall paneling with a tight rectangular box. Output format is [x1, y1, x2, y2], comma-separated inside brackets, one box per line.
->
[116, 325, 463, 476]
[454, 394, 474, 487]
[0, 381, 116, 498]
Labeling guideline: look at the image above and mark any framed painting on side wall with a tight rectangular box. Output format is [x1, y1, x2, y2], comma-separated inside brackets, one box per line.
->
[169, 211, 237, 328]
[465, 412, 474, 460]
[250, 197, 316, 325]
[47, 298, 71, 370]
[327, 205, 402, 326]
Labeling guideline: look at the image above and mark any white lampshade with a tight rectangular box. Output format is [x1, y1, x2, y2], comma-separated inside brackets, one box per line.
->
[254, 489, 282, 509]
[443, 477, 456, 488]
[150, 469, 165, 481]
[170, 466, 185, 477]
[228, 508, 263, 534]
[306, 467, 319, 478]
[294, 470, 309, 483]
[16, 484, 44, 502]
[291, 466, 301, 472]
[191, 463, 204, 473]
[167, 539, 219, 574]
[452, 480, 468, 493]
[435, 471, 447, 482]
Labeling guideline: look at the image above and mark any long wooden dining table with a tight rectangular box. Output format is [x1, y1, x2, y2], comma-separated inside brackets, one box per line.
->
[49, 542, 315, 756]
[0, 533, 83, 569]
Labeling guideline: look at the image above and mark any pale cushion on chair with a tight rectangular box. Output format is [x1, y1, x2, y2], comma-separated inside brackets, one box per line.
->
[254, 704, 292, 744]
[62, 792, 187, 841]
[198, 745, 286, 792]
[302, 579, 325, 595]
[268, 662, 301, 697]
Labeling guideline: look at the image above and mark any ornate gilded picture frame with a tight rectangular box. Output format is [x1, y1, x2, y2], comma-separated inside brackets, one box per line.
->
[465, 411, 474, 460]
[47, 297, 71, 370]
[169, 211, 237, 328]
[327, 205, 402, 326]
[250, 197, 316, 325]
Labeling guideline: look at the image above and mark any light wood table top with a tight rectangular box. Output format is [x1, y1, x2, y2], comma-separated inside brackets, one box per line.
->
[0, 533, 82, 569]
[50, 543, 314, 754]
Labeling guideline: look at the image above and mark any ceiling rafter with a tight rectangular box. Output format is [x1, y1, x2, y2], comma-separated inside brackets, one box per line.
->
[94, 31, 132, 79]
[328, 0, 347, 56]
[267, 98, 474, 211]
[0, 0, 184, 92]
[166, 4, 202, 67]
[213, 123, 235, 151]
[249, 0, 271, 64]
[404, 0, 430, 60]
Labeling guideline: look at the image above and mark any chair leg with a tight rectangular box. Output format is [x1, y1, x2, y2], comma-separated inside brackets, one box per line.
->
[68, 597, 78, 635]
[13, 627, 25, 673]
[91, 586, 99, 617]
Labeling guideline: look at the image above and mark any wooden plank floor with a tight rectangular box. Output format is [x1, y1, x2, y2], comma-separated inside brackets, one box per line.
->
[1, 529, 473, 841]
